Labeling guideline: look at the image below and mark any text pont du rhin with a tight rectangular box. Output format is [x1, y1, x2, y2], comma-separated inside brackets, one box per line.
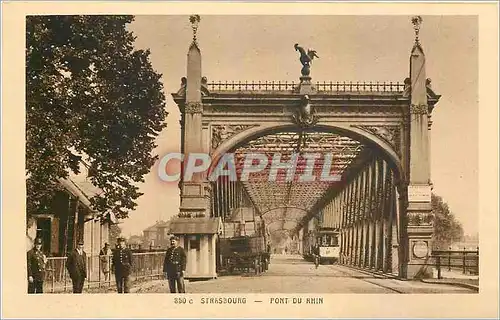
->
[270, 297, 324, 304]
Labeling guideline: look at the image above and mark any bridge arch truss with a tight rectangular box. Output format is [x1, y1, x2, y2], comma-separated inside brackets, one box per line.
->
[172, 21, 440, 279]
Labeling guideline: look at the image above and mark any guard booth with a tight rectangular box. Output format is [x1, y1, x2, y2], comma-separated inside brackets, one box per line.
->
[169, 217, 222, 279]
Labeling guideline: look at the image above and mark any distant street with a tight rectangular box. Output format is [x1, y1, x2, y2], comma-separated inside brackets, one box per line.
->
[131, 254, 475, 294]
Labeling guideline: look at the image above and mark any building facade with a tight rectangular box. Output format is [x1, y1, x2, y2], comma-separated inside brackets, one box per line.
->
[143, 220, 171, 249]
[26, 161, 114, 258]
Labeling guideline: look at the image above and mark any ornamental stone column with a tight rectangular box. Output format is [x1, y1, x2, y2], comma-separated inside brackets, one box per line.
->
[404, 16, 434, 278]
[179, 16, 211, 218]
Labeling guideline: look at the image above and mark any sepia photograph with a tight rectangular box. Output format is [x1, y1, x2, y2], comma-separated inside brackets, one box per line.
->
[2, 1, 499, 319]
[24, 13, 480, 294]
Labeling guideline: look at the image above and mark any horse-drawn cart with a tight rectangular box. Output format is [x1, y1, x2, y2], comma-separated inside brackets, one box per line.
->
[219, 236, 269, 275]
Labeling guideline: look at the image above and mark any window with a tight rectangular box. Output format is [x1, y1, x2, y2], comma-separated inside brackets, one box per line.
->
[36, 218, 51, 253]
[190, 237, 200, 250]
[332, 235, 339, 246]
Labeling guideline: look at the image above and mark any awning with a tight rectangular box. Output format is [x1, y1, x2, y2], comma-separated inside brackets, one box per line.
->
[58, 178, 92, 208]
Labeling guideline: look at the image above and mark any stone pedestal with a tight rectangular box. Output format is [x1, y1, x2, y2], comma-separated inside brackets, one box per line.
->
[179, 181, 211, 218]
[405, 195, 434, 278]
[406, 223, 433, 278]
[298, 76, 317, 95]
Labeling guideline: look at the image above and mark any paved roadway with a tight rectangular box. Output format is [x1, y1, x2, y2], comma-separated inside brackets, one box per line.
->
[132, 254, 475, 294]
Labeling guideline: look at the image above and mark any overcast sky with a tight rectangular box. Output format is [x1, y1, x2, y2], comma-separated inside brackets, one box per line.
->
[119, 15, 478, 237]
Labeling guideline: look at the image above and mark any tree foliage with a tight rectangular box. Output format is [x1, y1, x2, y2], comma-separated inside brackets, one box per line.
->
[26, 16, 167, 219]
[108, 224, 122, 247]
[432, 193, 464, 249]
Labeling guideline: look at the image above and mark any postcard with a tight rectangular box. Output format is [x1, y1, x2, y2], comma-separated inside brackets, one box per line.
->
[1, 1, 498, 318]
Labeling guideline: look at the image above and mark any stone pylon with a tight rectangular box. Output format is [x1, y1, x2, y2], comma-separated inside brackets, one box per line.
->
[402, 19, 434, 278]
[178, 26, 211, 219]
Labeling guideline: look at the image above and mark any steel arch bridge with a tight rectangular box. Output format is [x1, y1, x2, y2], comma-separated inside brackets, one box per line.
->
[171, 17, 440, 279]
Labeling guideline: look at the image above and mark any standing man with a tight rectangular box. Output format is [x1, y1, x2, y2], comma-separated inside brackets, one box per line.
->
[112, 237, 133, 293]
[66, 241, 87, 293]
[313, 244, 320, 269]
[163, 235, 187, 293]
[27, 237, 47, 293]
[99, 243, 112, 281]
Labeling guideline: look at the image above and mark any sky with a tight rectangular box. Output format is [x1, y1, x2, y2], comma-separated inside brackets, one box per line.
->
[119, 15, 478, 237]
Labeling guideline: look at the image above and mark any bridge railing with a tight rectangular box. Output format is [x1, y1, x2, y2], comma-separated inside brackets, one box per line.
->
[42, 251, 166, 293]
[316, 81, 405, 93]
[206, 81, 405, 93]
[431, 248, 479, 279]
[207, 81, 297, 92]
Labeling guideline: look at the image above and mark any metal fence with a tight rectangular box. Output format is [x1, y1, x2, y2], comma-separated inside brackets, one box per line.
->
[206, 81, 405, 93]
[43, 251, 166, 293]
[431, 248, 479, 279]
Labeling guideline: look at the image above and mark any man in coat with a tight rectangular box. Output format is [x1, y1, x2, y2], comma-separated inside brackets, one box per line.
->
[163, 235, 187, 293]
[66, 241, 87, 293]
[112, 237, 133, 293]
[27, 237, 47, 293]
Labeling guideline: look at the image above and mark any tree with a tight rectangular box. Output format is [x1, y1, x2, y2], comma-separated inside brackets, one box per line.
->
[108, 224, 122, 247]
[432, 193, 464, 249]
[26, 16, 167, 220]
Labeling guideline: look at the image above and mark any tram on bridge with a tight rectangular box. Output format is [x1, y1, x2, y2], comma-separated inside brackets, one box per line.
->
[303, 228, 340, 265]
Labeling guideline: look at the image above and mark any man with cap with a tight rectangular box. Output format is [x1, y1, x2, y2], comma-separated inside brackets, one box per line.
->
[163, 235, 187, 293]
[112, 237, 133, 293]
[66, 240, 87, 293]
[26, 237, 47, 293]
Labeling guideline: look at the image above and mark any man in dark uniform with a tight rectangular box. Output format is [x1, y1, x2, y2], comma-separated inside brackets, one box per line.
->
[66, 241, 87, 293]
[313, 244, 320, 268]
[163, 235, 187, 293]
[112, 237, 133, 293]
[27, 237, 47, 293]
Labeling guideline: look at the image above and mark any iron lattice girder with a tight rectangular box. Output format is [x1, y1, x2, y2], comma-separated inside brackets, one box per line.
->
[242, 181, 336, 213]
[262, 207, 307, 234]
[266, 220, 301, 233]
[233, 131, 370, 216]
[232, 131, 364, 179]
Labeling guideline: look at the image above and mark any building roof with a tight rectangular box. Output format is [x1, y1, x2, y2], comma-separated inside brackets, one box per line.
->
[156, 221, 170, 228]
[143, 220, 170, 233]
[169, 217, 221, 235]
[58, 160, 103, 209]
[67, 162, 103, 198]
[59, 178, 93, 208]
[143, 225, 159, 233]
